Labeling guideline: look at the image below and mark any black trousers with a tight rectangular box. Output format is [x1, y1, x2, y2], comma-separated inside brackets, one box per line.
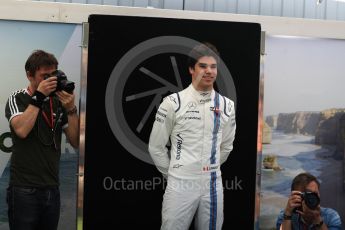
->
[7, 186, 60, 230]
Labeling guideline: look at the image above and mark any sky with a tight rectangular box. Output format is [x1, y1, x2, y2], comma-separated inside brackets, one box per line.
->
[263, 35, 345, 116]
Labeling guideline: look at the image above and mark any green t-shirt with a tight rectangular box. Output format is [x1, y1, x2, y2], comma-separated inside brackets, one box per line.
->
[5, 88, 68, 187]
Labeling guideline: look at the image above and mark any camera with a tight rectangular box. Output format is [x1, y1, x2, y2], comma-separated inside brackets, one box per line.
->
[294, 191, 320, 212]
[44, 70, 75, 94]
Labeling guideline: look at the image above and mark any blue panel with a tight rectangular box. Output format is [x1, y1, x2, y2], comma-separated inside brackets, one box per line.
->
[163, 0, 183, 10]
[304, 0, 317, 19]
[337, 2, 345, 20]
[249, 0, 260, 15]
[24, 0, 345, 21]
[133, 0, 148, 7]
[71, 0, 87, 3]
[214, 0, 228, 13]
[184, 0, 205, 11]
[282, 0, 294, 17]
[294, 0, 305, 18]
[226, 0, 238, 13]
[238, 0, 250, 14]
[103, 0, 118, 5]
[118, 0, 133, 6]
[260, 0, 273, 16]
[204, 0, 214, 12]
[326, 0, 337, 20]
[272, 0, 283, 16]
[88, 0, 103, 4]
[148, 0, 163, 8]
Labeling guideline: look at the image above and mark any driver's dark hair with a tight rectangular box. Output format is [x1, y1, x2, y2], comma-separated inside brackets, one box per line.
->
[291, 172, 320, 191]
[187, 42, 220, 69]
[25, 50, 58, 76]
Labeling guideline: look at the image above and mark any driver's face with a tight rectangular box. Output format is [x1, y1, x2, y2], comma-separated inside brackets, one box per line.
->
[189, 56, 217, 91]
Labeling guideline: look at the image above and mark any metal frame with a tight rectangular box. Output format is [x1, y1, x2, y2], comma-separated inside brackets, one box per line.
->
[254, 30, 266, 230]
[77, 22, 89, 230]
[77, 20, 263, 230]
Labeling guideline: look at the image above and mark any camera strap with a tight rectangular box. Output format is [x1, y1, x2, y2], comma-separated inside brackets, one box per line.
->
[41, 97, 54, 131]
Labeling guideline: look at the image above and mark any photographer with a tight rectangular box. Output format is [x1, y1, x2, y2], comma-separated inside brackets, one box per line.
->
[276, 172, 342, 230]
[5, 50, 79, 230]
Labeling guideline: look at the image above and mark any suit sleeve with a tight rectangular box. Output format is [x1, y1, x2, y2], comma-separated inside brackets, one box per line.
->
[148, 97, 175, 177]
[220, 99, 236, 165]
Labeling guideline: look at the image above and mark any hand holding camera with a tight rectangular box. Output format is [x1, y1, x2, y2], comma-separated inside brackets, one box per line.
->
[37, 76, 58, 97]
[43, 70, 75, 95]
[294, 191, 322, 225]
[293, 191, 320, 213]
[37, 70, 76, 111]
[285, 190, 303, 216]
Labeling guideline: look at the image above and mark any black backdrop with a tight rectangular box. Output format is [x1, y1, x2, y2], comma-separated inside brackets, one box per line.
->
[83, 14, 261, 229]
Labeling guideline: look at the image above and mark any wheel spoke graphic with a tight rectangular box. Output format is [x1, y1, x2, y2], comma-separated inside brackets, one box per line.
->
[129, 57, 184, 133]
[139, 67, 180, 92]
[126, 87, 168, 102]
[136, 92, 164, 133]
[170, 56, 183, 89]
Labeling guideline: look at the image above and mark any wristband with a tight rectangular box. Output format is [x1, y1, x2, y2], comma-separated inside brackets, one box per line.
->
[67, 105, 77, 115]
[30, 90, 46, 108]
[283, 213, 292, 220]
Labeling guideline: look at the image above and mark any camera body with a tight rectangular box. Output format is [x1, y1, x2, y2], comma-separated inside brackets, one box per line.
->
[44, 69, 75, 94]
[294, 191, 320, 212]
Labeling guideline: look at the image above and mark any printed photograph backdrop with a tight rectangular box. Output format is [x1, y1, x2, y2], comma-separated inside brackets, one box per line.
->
[259, 35, 345, 229]
[83, 15, 261, 229]
[0, 20, 82, 230]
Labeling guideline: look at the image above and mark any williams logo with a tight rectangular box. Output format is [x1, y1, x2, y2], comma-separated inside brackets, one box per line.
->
[176, 133, 183, 160]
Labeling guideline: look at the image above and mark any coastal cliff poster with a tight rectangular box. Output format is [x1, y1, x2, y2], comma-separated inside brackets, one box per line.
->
[259, 35, 345, 229]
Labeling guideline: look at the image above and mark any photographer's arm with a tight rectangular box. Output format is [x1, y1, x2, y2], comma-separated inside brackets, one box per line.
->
[56, 91, 79, 148]
[8, 78, 57, 139]
[10, 105, 40, 139]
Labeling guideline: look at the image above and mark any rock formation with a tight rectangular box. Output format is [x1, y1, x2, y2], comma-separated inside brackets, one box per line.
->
[276, 112, 320, 135]
[266, 115, 278, 128]
[262, 121, 272, 144]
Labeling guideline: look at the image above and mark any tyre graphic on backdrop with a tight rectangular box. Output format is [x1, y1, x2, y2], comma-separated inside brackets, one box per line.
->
[105, 36, 236, 165]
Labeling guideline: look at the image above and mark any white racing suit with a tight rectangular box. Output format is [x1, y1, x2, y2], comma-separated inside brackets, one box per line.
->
[149, 84, 236, 230]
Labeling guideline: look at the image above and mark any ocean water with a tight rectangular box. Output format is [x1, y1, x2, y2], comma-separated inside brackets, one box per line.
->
[259, 130, 332, 229]
[0, 154, 78, 230]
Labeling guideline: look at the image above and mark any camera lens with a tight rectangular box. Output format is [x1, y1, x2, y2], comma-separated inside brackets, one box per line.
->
[304, 192, 320, 210]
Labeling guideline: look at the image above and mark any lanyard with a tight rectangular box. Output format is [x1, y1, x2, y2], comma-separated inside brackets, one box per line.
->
[27, 87, 54, 131]
[42, 97, 54, 130]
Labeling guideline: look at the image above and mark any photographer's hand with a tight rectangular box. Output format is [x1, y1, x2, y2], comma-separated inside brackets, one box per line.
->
[37, 76, 57, 96]
[56, 90, 79, 149]
[285, 190, 303, 215]
[299, 203, 324, 226]
[56, 90, 75, 111]
[281, 191, 303, 230]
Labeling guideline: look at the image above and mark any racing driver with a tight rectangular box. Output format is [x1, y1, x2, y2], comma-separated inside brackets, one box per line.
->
[148, 42, 236, 230]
